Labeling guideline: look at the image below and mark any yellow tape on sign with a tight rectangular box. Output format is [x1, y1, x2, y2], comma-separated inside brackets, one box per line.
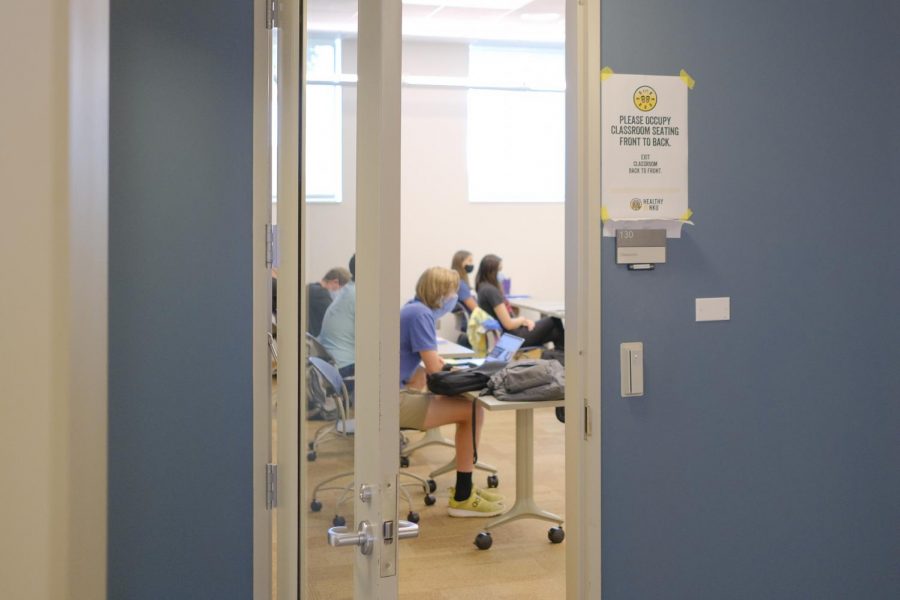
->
[679, 69, 696, 90]
[681, 209, 694, 221]
[601, 206, 610, 221]
[600, 66, 615, 81]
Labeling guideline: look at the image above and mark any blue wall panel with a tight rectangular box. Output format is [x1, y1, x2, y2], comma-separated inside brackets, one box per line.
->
[109, 1, 254, 598]
[601, 1, 900, 598]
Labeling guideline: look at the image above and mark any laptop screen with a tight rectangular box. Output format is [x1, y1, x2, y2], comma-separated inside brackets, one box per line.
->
[485, 333, 525, 363]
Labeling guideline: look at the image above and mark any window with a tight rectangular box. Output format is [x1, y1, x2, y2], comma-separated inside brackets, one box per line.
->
[467, 45, 565, 203]
[305, 38, 344, 203]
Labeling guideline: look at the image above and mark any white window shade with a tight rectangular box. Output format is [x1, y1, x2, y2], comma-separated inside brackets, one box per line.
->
[305, 39, 343, 203]
[467, 45, 564, 203]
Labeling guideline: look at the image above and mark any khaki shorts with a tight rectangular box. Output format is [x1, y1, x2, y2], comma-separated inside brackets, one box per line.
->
[399, 388, 433, 430]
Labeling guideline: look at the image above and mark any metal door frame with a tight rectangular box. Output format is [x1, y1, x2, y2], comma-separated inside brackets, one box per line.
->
[564, 0, 603, 597]
[276, 0, 605, 597]
[253, 0, 276, 597]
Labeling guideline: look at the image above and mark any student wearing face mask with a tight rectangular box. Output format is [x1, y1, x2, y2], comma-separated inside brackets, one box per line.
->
[451, 250, 478, 313]
[476, 254, 564, 349]
[308, 266, 352, 337]
[400, 267, 505, 517]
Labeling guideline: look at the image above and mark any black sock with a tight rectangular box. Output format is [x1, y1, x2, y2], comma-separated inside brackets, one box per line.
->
[454, 471, 473, 501]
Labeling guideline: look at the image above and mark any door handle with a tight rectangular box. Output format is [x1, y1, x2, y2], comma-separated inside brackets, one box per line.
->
[396, 519, 419, 540]
[327, 519, 419, 555]
[328, 521, 375, 555]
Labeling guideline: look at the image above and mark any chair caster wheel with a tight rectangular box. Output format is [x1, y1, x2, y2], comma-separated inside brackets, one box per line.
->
[400, 456, 410, 468]
[474, 531, 493, 550]
[486, 474, 499, 488]
[307, 451, 317, 462]
[427, 479, 437, 493]
[407, 511, 420, 524]
[548, 527, 565, 544]
[310, 499, 322, 512]
[424, 494, 436, 506]
[332, 515, 346, 527]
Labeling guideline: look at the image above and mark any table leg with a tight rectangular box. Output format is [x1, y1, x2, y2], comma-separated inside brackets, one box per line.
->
[486, 408, 563, 530]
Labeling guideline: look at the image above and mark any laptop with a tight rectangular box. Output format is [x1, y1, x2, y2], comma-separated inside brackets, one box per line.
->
[442, 333, 526, 369]
[485, 333, 526, 363]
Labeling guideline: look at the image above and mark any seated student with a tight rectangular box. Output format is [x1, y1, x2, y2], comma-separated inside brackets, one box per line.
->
[475, 254, 564, 349]
[451, 250, 478, 313]
[450, 250, 478, 347]
[400, 267, 505, 517]
[307, 267, 352, 337]
[318, 255, 356, 378]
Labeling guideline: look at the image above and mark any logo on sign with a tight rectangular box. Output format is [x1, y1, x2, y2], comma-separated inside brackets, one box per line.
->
[633, 86, 657, 112]
[630, 198, 643, 211]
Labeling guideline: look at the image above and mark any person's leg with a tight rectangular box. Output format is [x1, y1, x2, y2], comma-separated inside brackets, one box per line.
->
[419, 395, 504, 514]
[421, 395, 484, 471]
[510, 317, 558, 348]
[548, 316, 565, 348]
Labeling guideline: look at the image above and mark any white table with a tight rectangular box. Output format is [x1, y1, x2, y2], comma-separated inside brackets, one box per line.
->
[436, 336, 476, 359]
[473, 393, 564, 533]
[509, 298, 566, 320]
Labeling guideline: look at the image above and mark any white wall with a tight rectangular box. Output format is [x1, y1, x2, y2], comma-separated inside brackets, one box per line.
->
[0, 1, 107, 598]
[304, 39, 565, 304]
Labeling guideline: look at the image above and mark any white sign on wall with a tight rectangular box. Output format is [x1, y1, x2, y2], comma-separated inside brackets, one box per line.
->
[601, 70, 693, 238]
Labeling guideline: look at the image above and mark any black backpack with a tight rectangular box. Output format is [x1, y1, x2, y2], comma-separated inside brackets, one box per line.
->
[426, 361, 506, 396]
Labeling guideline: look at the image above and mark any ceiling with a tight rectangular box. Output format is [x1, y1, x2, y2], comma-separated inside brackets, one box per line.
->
[308, 0, 565, 44]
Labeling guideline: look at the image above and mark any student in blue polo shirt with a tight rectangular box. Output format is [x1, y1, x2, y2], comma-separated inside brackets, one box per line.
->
[400, 267, 505, 517]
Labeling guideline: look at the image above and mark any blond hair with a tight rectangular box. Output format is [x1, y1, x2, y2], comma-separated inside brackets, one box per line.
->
[415, 267, 460, 309]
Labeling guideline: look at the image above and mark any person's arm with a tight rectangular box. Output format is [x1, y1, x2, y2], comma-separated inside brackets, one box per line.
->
[493, 303, 534, 331]
[462, 296, 477, 312]
[404, 348, 443, 389]
[419, 349, 445, 374]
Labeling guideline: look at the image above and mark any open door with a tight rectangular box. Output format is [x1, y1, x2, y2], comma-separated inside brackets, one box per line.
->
[277, 1, 411, 598]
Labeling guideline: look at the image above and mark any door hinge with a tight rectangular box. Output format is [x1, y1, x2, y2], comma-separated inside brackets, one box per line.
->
[265, 224, 274, 268]
[266, 463, 278, 509]
[265, 0, 279, 29]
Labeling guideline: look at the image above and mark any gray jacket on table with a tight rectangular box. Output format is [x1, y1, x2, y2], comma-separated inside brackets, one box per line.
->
[484, 359, 565, 402]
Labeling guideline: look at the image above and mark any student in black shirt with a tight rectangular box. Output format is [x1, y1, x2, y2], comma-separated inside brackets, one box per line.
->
[475, 254, 564, 349]
[307, 267, 352, 336]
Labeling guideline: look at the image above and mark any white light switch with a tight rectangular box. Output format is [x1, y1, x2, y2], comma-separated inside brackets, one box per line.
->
[695, 297, 730, 322]
[620, 342, 644, 397]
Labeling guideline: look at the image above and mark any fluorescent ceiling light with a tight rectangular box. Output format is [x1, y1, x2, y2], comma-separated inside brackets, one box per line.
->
[402, 0, 534, 9]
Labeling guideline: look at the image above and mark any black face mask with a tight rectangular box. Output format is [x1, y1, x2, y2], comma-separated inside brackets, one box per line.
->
[464, 264, 475, 274]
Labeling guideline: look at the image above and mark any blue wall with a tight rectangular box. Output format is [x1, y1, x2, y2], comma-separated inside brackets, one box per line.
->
[601, 1, 900, 598]
[109, 1, 254, 598]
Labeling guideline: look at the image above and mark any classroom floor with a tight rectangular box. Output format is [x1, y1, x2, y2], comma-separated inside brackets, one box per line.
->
[303, 404, 567, 599]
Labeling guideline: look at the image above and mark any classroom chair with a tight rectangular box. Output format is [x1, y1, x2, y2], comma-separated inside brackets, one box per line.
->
[306, 354, 434, 526]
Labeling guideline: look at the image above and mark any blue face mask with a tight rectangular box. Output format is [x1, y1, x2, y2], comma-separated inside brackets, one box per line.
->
[431, 294, 458, 320]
